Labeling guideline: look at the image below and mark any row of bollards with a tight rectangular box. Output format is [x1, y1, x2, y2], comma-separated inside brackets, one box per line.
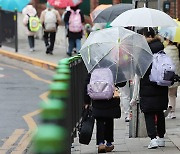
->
[32, 58, 72, 154]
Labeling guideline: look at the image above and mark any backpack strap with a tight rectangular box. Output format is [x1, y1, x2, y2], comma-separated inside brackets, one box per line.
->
[27, 14, 37, 18]
[76, 9, 80, 14]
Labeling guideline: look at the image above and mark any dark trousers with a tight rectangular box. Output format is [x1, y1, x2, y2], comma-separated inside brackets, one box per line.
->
[28, 36, 34, 48]
[96, 118, 114, 145]
[144, 111, 166, 139]
[43, 31, 56, 52]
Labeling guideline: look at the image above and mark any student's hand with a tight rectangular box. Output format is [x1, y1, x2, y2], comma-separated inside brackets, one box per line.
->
[113, 88, 119, 98]
[84, 104, 89, 109]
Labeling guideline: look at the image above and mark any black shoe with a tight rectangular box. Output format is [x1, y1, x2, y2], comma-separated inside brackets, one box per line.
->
[73, 48, 77, 53]
[49, 51, 53, 55]
[66, 52, 72, 57]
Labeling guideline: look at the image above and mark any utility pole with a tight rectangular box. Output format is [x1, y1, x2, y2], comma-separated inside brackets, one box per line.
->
[146, 0, 149, 7]
[158, 0, 161, 10]
[174, 0, 176, 18]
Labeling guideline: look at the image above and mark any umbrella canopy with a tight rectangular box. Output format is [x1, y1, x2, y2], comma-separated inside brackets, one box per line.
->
[90, 4, 112, 22]
[158, 26, 180, 43]
[174, 19, 180, 26]
[48, 0, 82, 8]
[80, 27, 153, 83]
[93, 3, 133, 23]
[111, 7, 178, 27]
[0, 0, 30, 12]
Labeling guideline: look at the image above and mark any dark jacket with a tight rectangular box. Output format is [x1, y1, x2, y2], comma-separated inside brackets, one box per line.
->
[140, 38, 168, 113]
[84, 73, 126, 118]
[64, 8, 84, 39]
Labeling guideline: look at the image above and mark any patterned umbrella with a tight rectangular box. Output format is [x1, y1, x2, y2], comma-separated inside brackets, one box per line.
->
[0, 0, 30, 12]
[48, 0, 82, 8]
[159, 26, 180, 43]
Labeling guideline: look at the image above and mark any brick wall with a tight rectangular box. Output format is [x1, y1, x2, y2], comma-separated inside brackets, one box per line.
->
[167, 0, 180, 20]
[176, 0, 180, 20]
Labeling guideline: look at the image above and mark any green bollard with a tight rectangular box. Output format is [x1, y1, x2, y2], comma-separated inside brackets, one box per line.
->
[58, 58, 69, 66]
[52, 73, 70, 84]
[56, 68, 71, 75]
[56, 64, 69, 70]
[48, 82, 69, 100]
[33, 124, 67, 154]
[40, 99, 66, 125]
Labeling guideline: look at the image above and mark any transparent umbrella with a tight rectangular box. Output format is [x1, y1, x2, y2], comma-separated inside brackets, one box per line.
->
[80, 27, 153, 83]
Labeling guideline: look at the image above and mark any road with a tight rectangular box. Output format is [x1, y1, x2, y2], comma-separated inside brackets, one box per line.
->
[0, 55, 54, 154]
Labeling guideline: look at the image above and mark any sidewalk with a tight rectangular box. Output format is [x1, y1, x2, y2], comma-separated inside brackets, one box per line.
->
[72, 95, 180, 154]
[0, 38, 180, 154]
[0, 38, 77, 70]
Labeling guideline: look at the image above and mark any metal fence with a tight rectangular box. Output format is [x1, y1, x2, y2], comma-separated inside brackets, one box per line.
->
[69, 57, 88, 141]
[32, 56, 88, 154]
[0, 9, 18, 52]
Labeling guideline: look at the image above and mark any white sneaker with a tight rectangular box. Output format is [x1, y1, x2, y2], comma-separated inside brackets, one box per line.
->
[171, 112, 176, 119]
[167, 112, 172, 119]
[167, 112, 176, 119]
[125, 116, 130, 122]
[29, 48, 33, 52]
[157, 137, 165, 147]
[148, 138, 158, 149]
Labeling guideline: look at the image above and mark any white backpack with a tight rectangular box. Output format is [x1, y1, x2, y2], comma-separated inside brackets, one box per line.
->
[44, 9, 57, 31]
[149, 51, 175, 86]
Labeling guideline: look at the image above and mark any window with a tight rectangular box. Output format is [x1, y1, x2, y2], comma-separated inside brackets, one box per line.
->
[39, 0, 47, 3]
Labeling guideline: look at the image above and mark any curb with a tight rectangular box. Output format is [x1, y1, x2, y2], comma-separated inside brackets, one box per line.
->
[0, 49, 57, 71]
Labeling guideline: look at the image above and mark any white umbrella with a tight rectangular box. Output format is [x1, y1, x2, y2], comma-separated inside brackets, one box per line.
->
[111, 7, 178, 27]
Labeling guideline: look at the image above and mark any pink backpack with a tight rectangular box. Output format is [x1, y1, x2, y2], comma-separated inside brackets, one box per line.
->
[87, 68, 115, 100]
[69, 9, 83, 32]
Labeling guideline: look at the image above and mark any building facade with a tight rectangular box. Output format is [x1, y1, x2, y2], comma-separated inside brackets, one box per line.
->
[30, 0, 180, 22]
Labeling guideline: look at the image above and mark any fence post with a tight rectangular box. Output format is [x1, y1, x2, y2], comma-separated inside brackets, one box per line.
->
[14, 10, 18, 52]
[0, 8, 2, 47]
[129, 80, 147, 138]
